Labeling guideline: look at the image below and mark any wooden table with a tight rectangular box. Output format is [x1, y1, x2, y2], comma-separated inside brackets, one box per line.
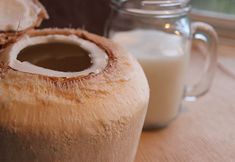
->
[135, 40, 235, 162]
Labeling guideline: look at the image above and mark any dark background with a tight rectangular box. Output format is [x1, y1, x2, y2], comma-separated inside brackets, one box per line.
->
[39, 0, 110, 35]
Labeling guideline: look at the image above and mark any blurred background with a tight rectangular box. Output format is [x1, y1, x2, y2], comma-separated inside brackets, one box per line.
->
[192, 0, 235, 14]
[40, 0, 110, 35]
[40, 0, 235, 38]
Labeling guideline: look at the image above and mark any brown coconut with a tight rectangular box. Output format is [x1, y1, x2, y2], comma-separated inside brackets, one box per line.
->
[0, 1, 149, 162]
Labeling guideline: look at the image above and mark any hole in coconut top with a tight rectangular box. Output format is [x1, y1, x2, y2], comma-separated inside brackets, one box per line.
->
[5, 35, 108, 78]
[17, 42, 92, 72]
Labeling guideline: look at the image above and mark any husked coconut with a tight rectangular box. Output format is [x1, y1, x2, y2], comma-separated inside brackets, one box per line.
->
[0, 1, 149, 162]
[0, 28, 149, 162]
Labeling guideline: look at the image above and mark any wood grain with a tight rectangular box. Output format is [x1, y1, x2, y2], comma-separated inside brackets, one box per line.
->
[135, 41, 235, 162]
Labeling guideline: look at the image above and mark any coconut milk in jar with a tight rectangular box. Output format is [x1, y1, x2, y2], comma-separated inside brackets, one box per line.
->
[105, 0, 218, 129]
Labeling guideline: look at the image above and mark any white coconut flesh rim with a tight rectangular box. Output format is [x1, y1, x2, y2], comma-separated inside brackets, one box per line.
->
[0, 0, 42, 31]
[5, 34, 108, 78]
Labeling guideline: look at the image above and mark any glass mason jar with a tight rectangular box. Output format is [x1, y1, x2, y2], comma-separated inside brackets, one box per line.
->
[105, 0, 218, 129]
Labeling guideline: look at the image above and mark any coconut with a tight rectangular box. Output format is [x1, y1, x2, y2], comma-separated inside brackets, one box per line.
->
[0, 0, 48, 32]
[0, 1, 149, 162]
[0, 32, 108, 78]
[0, 0, 48, 50]
[0, 28, 149, 162]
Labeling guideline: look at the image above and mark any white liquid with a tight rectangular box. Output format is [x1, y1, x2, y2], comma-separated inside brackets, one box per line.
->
[112, 30, 189, 127]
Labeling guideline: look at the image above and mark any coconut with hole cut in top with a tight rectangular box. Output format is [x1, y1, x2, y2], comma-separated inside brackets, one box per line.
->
[0, 28, 149, 162]
[0, 0, 149, 161]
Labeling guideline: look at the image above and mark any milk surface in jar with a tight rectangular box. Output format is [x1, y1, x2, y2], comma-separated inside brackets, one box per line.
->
[112, 29, 189, 127]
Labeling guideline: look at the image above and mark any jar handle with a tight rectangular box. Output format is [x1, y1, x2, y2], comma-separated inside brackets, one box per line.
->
[184, 22, 218, 101]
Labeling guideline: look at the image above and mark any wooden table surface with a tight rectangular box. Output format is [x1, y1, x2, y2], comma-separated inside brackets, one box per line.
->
[135, 40, 235, 162]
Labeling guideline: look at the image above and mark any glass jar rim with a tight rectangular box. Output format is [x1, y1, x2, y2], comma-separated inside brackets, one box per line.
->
[111, 0, 191, 18]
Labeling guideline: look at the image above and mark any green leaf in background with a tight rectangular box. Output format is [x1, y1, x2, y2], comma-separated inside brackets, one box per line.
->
[191, 0, 235, 15]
